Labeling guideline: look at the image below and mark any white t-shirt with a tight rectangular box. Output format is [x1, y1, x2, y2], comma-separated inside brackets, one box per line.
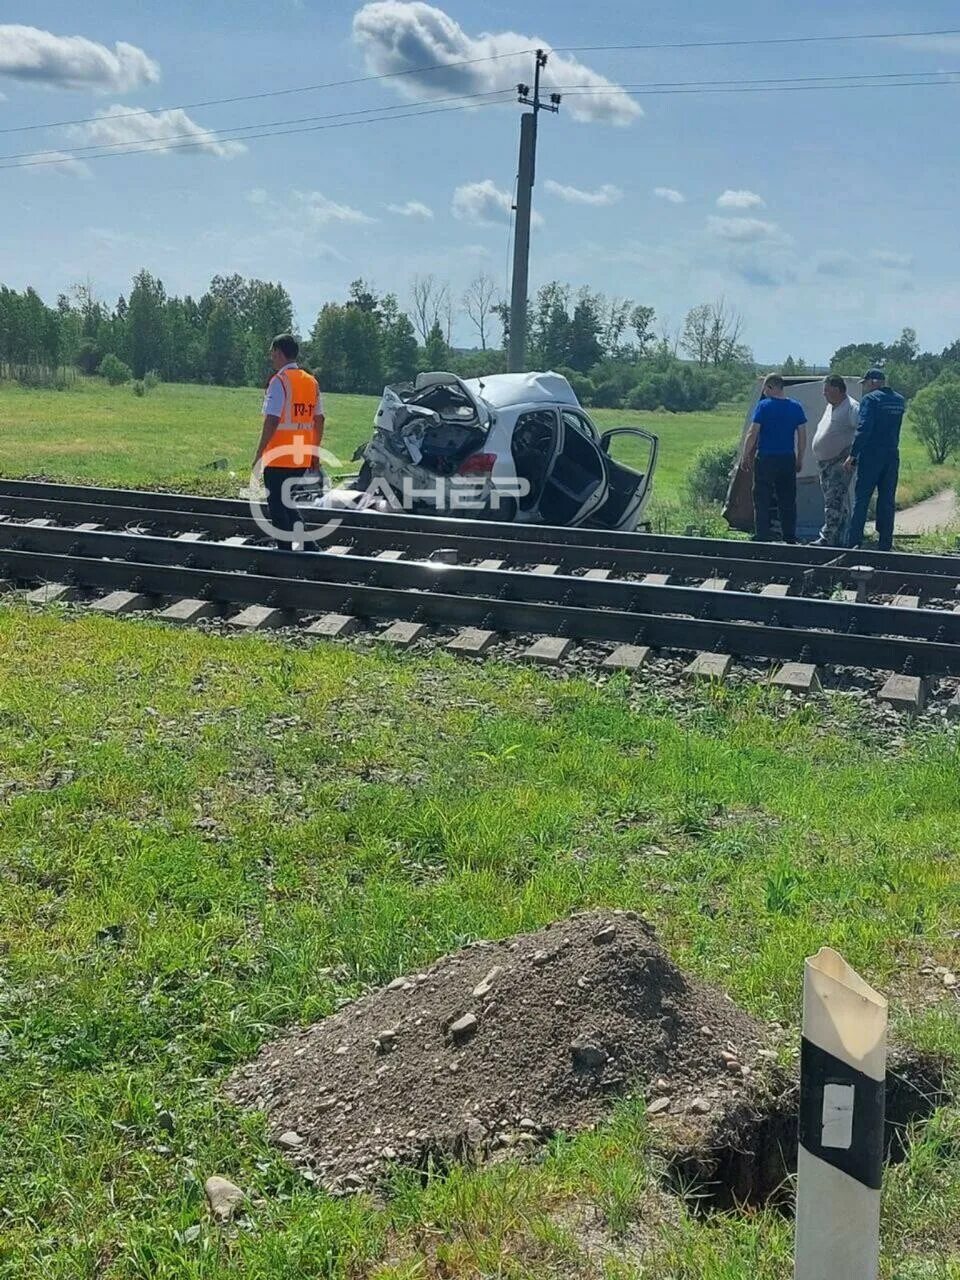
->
[812, 396, 859, 463]
[262, 362, 324, 417]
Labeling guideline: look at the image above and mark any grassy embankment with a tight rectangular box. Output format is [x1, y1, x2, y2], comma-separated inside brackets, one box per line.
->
[0, 607, 959, 1277]
[0, 379, 738, 530]
[2, 378, 958, 522]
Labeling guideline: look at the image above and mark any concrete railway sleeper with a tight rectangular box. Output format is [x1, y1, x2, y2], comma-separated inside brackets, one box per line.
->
[1, 487, 959, 600]
[2, 478, 960, 575]
[2, 522, 960, 653]
[4, 542, 960, 679]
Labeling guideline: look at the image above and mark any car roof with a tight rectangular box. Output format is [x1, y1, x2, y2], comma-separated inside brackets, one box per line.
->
[463, 371, 580, 411]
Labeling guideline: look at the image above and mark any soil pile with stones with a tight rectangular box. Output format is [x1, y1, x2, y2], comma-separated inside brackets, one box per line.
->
[227, 911, 777, 1192]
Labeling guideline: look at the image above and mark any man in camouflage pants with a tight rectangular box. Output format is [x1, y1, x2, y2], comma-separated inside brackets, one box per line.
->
[810, 375, 859, 546]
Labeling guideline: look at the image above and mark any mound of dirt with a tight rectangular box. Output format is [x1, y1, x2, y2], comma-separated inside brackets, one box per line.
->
[227, 911, 776, 1192]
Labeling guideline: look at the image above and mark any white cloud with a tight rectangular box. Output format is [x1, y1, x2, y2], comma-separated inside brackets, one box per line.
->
[871, 249, 914, 270]
[294, 190, 376, 226]
[0, 25, 159, 92]
[74, 106, 245, 158]
[245, 188, 370, 254]
[453, 179, 507, 223]
[452, 179, 544, 227]
[387, 199, 434, 219]
[20, 149, 92, 179]
[544, 179, 622, 206]
[716, 188, 765, 210]
[707, 215, 785, 244]
[352, 2, 641, 126]
[653, 187, 685, 204]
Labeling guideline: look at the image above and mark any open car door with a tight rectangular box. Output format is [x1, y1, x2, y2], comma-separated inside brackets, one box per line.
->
[585, 427, 660, 530]
[532, 409, 608, 527]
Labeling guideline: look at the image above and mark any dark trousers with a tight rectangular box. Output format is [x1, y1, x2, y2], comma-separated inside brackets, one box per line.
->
[847, 450, 899, 550]
[263, 466, 310, 542]
[753, 454, 797, 543]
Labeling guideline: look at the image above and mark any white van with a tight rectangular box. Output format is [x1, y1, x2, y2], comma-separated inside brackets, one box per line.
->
[724, 375, 863, 540]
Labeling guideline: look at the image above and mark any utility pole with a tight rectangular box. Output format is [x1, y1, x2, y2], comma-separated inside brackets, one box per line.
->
[507, 50, 561, 374]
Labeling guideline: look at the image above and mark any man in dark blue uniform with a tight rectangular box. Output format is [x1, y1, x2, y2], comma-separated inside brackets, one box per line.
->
[844, 368, 906, 550]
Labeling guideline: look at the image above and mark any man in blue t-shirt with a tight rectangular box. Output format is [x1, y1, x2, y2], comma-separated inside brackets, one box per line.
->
[743, 374, 808, 543]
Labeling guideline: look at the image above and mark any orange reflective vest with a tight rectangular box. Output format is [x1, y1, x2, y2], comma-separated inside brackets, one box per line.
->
[265, 367, 321, 469]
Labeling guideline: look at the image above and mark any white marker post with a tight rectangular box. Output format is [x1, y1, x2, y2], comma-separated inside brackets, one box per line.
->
[795, 948, 888, 1280]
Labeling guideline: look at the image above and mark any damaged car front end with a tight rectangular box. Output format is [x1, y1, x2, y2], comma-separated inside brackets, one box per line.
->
[318, 370, 658, 529]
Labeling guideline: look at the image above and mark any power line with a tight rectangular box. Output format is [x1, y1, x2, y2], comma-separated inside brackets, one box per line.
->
[555, 26, 960, 53]
[7, 68, 954, 168]
[1, 24, 955, 139]
[561, 76, 959, 98]
[5, 61, 958, 173]
[615, 70, 960, 90]
[0, 97, 515, 172]
[0, 89, 517, 164]
[0, 50, 535, 137]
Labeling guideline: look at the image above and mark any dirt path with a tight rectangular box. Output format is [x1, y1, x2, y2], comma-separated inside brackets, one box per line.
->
[894, 487, 959, 534]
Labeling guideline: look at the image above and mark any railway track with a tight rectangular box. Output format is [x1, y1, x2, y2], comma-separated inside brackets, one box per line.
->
[2, 479, 959, 712]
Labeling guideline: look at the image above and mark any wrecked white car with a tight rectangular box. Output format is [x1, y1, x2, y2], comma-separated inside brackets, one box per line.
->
[321, 371, 659, 530]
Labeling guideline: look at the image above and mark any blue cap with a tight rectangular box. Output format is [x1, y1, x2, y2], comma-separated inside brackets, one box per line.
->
[863, 368, 886, 382]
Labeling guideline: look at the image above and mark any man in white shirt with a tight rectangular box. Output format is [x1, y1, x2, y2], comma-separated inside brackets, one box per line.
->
[811, 375, 859, 546]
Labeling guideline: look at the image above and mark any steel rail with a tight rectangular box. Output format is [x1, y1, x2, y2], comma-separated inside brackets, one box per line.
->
[2, 478, 959, 578]
[3, 544, 959, 676]
[3, 521, 960, 657]
[1, 489, 958, 597]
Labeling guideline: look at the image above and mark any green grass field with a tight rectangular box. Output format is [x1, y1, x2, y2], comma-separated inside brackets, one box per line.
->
[2, 377, 960, 1275]
[0, 379, 739, 520]
[2, 378, 956, 528]
[0, 608, 958, 1276]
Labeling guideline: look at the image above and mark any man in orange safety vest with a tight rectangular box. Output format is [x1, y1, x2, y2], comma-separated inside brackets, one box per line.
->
[253, 333, 324, 545]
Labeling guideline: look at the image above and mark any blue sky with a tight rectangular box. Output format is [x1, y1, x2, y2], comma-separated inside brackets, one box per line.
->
[1, 1, 959, 363]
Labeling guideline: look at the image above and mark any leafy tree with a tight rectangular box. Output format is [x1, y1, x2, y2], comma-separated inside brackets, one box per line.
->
[382, 312, 419, 384]
[529, 282, 571, 368]
[204, 302, 241, 385]
[687, 443, 740, 504]
[629, 304, 656, 355]
[423, 320, 448, 370]
[601, 296, 632, 357]
[681, 304, 712, 366]
[100, 353, 131, 385]
[74, 339, 102, 375]
[887, 326, 919, 364]
[308, 304, 384, 393]
[127, 270, 167, 377]
[567, 289, 604, 372]
[831, 341, 886, 372]
[348, 278, 383, 319]
[908, 371, 960, 464]
[242, 280, 293, 385]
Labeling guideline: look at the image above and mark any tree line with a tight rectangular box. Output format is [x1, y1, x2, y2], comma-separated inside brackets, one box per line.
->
[812, 327, 960, 464]
[0, 269, 759, 413]
[0, 271, 294, 390]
